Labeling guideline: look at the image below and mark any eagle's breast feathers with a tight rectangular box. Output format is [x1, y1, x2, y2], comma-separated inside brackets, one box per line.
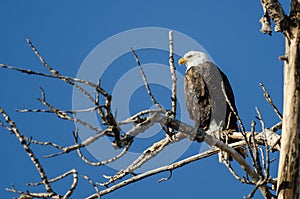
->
[184, 67, 212, 130]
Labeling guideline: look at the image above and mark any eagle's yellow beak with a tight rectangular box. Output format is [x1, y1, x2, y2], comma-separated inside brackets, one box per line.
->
[178, 57, 187, 65]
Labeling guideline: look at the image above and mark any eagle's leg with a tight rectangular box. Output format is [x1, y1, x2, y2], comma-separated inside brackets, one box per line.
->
[194, 126, 205, 142]
[162, 126, 176, 141]
[219, 130, 231, 163]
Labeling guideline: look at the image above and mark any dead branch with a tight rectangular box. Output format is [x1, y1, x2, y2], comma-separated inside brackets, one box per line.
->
[75, 134, 132, 166]
[259, 82, 283, 120]
[6, 186, 54, 199]
[82, 175, 101, 199]
[86, 139, 251, 198]
[26, 38, 121, 144]
[0, 107, 56, 197]
[101, 135, 174, 187]
[38, 89, 102, 131]
[256, 108, 271, 179]
[28, 169, 78, 198]
[224, 161, 254, 184]
[221, 82, 245, 132]
[44, 129, 107, 158]
[259, 2, 272, 35]
[260, 0, 289, 32]
[118, 109, 164, 125]
[153, 113, 274, 198]
[130, 48, 165, 111]
[168, 31, 177, 118]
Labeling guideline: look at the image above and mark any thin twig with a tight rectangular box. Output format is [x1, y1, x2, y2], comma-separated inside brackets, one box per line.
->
[81, 175, 101, 199]
[224, 161, 254, 184]
[6, 186, 55, 198]
[24, 136, 64, 151]
[245, 183, 260, 199]
[221, 82, 245, 133]
[250, 120, 263, 177]
[28, 169, 78, 198]
[26, 38, 96, 103]
[255, 107, 265, 132]
[0, 107, 55, 195]
[259, 82, 283, 120]
[221, 82, 252, 162]
[44, 129, 109, 158]
[17, 106, 101, 114]
[0, 64, 56, 78]
[26, 39, 94, 104]
[158, 170, 173, 183]
[169, 31, 177, 118]
[26, 37, 57, 74]
[256, 108, 270, 180]
[0, 63, 102, 90]
[250, 120, 258, 163]
[75, 134, 132, 166]
[130, 48, 165, 111]
[37, 87, 104, 135]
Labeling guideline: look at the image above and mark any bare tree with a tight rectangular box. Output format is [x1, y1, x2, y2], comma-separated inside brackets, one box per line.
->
[260, 0, 300, 198]
[0, 1, 298, 198]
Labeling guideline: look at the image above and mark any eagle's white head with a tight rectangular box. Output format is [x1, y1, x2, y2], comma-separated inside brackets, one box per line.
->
[178, 51, 211, 71]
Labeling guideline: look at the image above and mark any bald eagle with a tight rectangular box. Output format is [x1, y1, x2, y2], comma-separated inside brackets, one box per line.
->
[178, 51, 245, 160]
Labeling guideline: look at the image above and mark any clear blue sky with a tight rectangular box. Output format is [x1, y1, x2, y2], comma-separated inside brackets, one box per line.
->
[0, 1, 286, 198]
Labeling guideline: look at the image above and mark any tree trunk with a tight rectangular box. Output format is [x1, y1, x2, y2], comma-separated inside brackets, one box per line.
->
[277, 9, 300, 198]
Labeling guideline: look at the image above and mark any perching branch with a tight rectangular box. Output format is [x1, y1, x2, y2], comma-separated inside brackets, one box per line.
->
[153, 113, 274, 198]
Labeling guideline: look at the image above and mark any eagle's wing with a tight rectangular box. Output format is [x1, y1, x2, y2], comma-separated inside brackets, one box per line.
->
[219, 69, 246, 159]
[197, 62, 238, 132]
[184, 67, 212, 130]
[218, 69, 239, 131]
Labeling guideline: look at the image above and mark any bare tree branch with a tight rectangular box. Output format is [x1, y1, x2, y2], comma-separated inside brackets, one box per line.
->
[259, 82, 283, 120]
[158, 170, 173, 183]
[130, 48, 165, 111]
[221, 82, 245, 133]
[82, 175, 101, 199]
[0, 107, 56, 197]
[28, 169, 78, 198]
[260, 0, 289, 32]
[86, 139, 251, 198]
[168, 31, 177, 118]
[153, 113, 274, 198]
[76, 136, 132, 166]
[259, 0, 272, 35]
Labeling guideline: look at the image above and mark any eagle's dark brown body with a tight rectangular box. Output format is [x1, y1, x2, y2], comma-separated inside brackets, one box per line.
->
[184, 62, 238, 132]
[184, 61, 246, 159]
